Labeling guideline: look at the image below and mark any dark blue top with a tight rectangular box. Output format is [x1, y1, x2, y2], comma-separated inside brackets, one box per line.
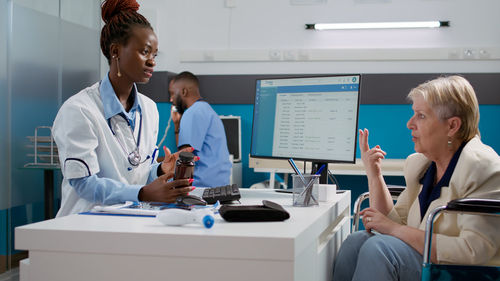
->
[418, 142, 466, 220]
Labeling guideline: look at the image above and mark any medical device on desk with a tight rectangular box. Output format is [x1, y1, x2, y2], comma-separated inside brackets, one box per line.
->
[91, 201, 216, 228]
[156, 208, 214, 228]
[91, 201, 190, 216]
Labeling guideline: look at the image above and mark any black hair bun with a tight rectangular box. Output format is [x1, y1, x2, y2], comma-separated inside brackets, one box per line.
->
[101, 0, 140, 24]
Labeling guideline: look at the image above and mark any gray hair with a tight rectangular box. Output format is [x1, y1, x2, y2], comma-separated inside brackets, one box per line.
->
[407, 75, 480, 142]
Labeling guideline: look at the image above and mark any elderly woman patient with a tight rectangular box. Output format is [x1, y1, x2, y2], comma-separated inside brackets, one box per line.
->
[332, 76, 500, 281]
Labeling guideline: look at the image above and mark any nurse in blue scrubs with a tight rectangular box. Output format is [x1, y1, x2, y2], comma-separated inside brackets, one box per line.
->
[169, 71, 232, 187]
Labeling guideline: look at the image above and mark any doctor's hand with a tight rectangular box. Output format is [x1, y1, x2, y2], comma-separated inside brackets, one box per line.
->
[160, 146, 199, 175]
[359, 129, 386, 178]
[138, 172, 193, 203]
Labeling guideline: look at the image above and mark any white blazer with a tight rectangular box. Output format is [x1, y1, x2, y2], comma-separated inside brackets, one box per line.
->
[388, 136, 500, 265]
[53, 82, 159, 216]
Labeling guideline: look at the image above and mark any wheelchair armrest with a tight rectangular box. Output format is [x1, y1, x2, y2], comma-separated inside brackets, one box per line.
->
[387, 185, 405, 197]
[352, 185, 406, 231]
[446, 198, 500, 214]
[352, 192, 370, 232]
[423, 198, 500, 264]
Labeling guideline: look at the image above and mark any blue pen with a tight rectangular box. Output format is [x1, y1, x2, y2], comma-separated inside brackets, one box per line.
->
[303, 164, 325, 190]
[288, 158, 307, 185]
[315, 164, 326, 176]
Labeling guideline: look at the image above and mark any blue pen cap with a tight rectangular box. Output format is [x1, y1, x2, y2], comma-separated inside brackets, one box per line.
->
[202, 215, 214, 229]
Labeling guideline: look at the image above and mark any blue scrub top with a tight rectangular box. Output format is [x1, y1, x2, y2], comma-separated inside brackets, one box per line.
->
[178, 101, 231, 187]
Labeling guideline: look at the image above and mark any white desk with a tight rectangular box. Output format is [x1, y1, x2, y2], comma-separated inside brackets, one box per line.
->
[16, 189, 351, 281]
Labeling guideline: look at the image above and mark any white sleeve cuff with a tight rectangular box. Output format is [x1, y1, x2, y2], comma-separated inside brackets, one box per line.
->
[63, 158, 97, 179]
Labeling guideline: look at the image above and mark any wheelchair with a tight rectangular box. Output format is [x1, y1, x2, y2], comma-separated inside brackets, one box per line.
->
[352, 185, 405, 232]
[352, 187, 500, 281]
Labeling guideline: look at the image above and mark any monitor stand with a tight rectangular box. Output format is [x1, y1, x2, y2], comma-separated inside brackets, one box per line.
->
[311, 162, 328, 184]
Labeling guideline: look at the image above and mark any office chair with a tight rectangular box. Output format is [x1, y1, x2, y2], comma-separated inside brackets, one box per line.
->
[422, 198, 500, 281]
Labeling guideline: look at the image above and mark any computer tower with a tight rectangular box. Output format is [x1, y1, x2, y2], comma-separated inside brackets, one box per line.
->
[220, 115, 242, 187]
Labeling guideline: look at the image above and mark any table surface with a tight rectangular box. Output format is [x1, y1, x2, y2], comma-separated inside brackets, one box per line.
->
[15, 189, 351, 281]
[16, 189, 350, 261]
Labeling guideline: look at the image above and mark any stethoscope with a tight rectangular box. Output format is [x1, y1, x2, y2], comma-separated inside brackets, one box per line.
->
[107, 112, 150, 170]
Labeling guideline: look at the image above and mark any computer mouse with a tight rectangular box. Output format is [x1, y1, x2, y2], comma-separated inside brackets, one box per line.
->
[176, 194, 207, 206]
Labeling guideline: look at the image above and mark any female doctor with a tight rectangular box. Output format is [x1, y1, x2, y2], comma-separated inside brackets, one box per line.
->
[52, 0, 192, 217]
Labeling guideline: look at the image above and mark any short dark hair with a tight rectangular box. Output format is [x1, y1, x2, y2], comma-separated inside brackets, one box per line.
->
[172, 71, 199, 87]
[100, 0, 153, 64]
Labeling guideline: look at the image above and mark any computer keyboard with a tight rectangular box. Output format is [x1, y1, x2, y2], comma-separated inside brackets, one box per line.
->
[202, 184, 241, 204]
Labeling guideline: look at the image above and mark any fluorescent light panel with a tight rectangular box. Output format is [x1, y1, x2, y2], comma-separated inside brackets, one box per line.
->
[306, 21, 449, 30]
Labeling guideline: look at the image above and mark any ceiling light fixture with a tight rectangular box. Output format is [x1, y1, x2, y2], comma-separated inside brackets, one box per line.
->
[305, 21, 450, 30]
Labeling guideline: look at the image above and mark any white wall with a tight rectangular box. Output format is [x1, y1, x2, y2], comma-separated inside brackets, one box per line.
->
[137, 0, 500, 75]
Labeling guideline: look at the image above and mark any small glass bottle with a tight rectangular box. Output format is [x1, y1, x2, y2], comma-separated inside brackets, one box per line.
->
[174, 151, 195, 182]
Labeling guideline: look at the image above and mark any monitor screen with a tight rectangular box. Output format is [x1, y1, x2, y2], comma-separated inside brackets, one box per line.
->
[250, 74, 361, 164]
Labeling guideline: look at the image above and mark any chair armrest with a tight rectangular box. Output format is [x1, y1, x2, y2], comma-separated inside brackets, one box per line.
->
[352, 192, 370, 232]
[387, 185, 405, 197]
[352, 185, 406, 231]
[446, 198, 500, 214]
[423, 198, 500, 264]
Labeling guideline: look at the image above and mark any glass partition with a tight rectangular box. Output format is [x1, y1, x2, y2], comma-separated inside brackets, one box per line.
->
[0, 0, 11, 273]
[1, 0, 100, 273]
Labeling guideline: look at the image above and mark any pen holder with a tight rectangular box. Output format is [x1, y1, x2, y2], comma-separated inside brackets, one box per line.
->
[292, 174, 319, 207]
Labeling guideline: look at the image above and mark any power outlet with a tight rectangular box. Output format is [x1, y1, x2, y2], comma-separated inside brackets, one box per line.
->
[448, 49, 460, 60]
[298, 50, 310, 60]
[462, 48, 477, 60]
[478, 49, 491, 59]
[269, 50, 282, 60]
[203, 51, 214, 61]
[283, 50, 297, 61]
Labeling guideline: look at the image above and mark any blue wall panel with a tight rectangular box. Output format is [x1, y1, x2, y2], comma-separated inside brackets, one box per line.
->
[477, 105, 500, 151]
[156, 103, 500, 188]
[357, 105, 414, 159]
[357, 104, 500, 158]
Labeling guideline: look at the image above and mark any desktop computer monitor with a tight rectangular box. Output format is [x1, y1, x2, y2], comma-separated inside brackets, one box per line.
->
[250, 74, 361, 183]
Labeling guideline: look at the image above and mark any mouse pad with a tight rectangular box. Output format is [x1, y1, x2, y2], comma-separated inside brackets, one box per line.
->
[219, 200, 290, 222]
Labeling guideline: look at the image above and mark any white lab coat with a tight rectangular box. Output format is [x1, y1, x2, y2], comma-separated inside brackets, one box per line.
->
[53, 82, 159, 216]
